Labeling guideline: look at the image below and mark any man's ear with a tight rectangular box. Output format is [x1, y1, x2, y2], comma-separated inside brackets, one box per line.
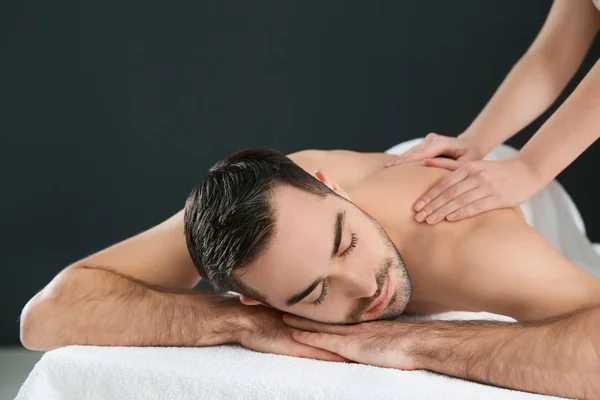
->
[314, 170, 351, 201]
[239, 295, 265, 306]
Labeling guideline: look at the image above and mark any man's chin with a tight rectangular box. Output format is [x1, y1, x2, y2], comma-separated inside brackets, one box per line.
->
[364, 293, 407, 322]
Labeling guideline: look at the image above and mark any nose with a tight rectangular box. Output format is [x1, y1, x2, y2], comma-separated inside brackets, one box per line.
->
[343, 268, 378, 299]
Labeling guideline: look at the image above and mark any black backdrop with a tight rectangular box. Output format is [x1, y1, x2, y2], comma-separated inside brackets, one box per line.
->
[2, 1, 599, 345]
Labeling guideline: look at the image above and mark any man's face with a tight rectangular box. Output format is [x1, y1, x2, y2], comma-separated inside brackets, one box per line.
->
[237, 184, 412, 324]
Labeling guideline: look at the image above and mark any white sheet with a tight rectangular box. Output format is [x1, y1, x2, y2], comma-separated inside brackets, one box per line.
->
[17, 140, 598, 400]
[17, 343, 566, 400]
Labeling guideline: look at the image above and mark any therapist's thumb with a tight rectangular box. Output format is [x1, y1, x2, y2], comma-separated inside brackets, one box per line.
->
[385, 136, 443, 167]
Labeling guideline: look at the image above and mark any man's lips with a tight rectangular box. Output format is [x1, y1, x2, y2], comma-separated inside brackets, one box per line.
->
[365, 272, 392, 314]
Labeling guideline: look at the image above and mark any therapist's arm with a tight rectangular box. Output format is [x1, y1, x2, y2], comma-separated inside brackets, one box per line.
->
[516, 57, 600, 186]
[459, 0, 600, 155]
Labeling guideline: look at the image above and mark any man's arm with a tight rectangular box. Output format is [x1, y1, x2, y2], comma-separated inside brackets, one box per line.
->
[21, 266, 246, 350]
[285, 303, 600, 398]
[20, 209, 247, 351]
[416, 304, 600, 399]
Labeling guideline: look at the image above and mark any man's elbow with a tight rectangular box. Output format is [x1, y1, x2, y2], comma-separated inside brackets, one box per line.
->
[19, 267, 82, 351]
[20, 294, 52, 351]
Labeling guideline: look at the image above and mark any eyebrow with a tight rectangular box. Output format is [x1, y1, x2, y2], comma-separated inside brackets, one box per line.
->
[284, 210, 345, 307]
[331, 210, 345, 258]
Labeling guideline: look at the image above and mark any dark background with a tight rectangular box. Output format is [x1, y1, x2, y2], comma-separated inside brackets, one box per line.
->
[2, 1, 599, 346]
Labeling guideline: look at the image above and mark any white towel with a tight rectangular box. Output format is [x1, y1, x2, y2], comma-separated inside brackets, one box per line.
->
[17, 139, 597, 400]
[17, 344, 566, 400]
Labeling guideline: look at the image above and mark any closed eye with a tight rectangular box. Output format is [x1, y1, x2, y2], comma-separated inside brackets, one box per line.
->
[310, 233, 358, 307]
[310, 280, 328, 306]
[340, 233, 358, 257]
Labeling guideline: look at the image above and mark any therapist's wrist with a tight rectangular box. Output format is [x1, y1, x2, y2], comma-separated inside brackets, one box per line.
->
[512, 153, 552, 192]
[457, 130, 494, 159]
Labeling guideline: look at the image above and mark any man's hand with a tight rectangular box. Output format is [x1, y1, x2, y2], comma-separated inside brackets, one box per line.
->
[285, 306, 600, 399]
[236, 305, 348, 363]
[282, 314, 419, 370]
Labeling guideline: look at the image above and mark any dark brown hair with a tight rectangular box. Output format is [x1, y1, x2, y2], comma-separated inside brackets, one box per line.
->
[183, 148, 332, 301]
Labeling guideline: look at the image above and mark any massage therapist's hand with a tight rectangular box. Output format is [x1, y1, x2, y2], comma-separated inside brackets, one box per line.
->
[236, 305, 348, 363]
[283, 314, 421, 370]
[385, 133, 484, 167]
[414, 157, 542, 223]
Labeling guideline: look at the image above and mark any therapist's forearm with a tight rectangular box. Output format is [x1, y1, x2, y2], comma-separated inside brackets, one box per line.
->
[459, 49, 580, 156]
[20, 265, 245, 351]
[417, 305, 600, 399]
[517, 58, 600, 185]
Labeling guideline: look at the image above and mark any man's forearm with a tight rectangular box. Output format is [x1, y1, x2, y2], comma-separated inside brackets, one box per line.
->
[415, 305, 600, 399]
[20, 266, 244, 351]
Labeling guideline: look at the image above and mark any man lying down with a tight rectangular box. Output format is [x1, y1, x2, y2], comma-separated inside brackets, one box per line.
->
[20, 146, 600, 399]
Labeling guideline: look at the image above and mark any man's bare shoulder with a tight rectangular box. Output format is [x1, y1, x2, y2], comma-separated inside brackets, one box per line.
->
[288, 149, 396, 190]
[70, 209, 200, 289]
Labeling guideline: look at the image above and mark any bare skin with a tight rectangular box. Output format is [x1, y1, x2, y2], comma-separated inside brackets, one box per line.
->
[20, 149, 600, 398]
[240, 150, 597, 323]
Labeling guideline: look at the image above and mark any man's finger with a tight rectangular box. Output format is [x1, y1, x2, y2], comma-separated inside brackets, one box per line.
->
[288, 340, 350, 363]
[292, 331, 346, 356]
[283, 314, 351, 335]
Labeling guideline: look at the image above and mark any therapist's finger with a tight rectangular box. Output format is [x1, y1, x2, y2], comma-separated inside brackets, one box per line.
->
[445, 196, 497, 221]
[385, 134, 442, 167]
[385, 151, 428, 167]
[283, 314, 352, 335]
[418, 179, 480, 224]
[422, 157, 462, 171]
[414, 168, 469, 216]
[425, 187, 490, 224]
